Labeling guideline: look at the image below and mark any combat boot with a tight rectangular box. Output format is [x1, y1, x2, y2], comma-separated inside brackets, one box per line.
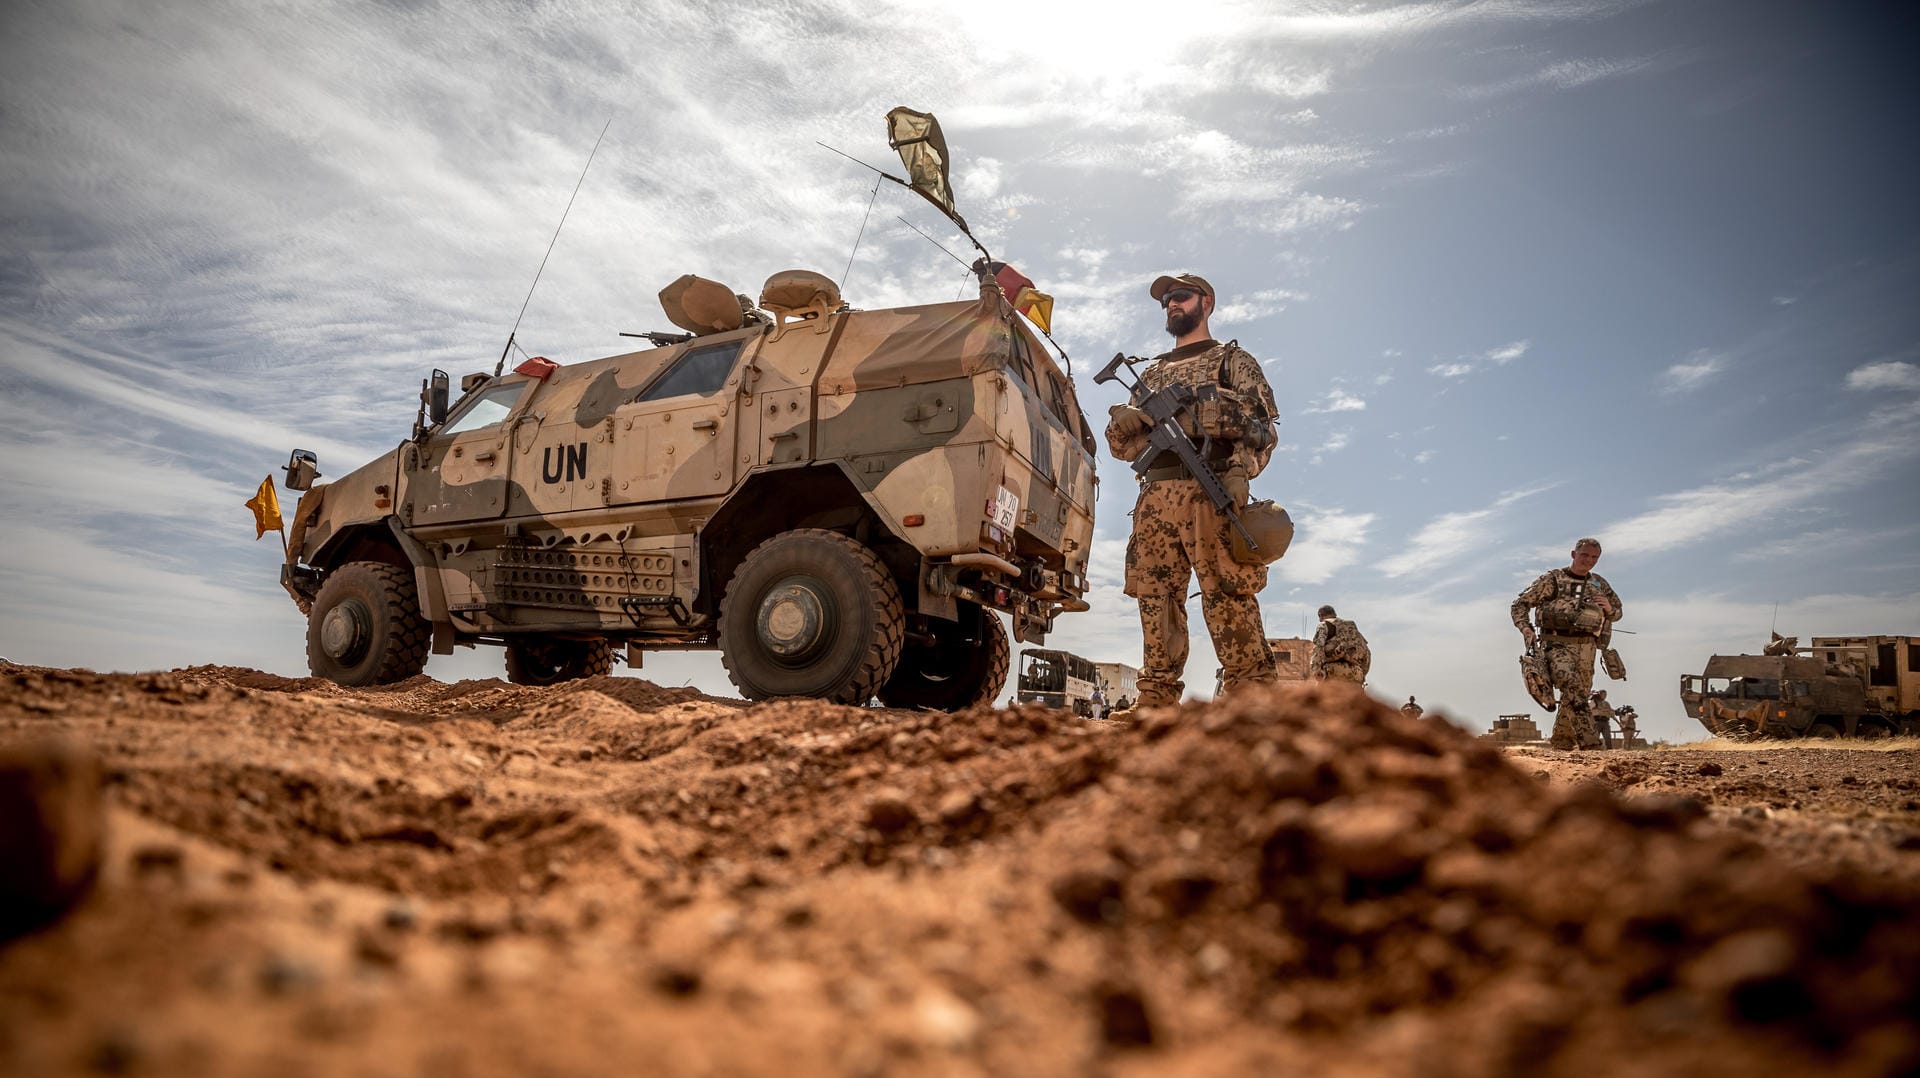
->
[1108, 692, 1179, 723]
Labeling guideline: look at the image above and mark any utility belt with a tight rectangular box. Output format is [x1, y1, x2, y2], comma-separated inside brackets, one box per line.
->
[1141, 448, 1236, 483]
[1540, 631, 1599, 642]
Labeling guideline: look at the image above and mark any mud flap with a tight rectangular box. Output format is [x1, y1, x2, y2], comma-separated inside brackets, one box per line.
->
[1520, 652, 1556, 711]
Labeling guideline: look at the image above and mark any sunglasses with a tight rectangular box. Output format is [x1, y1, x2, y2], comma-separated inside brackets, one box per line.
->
[1160, 288, 1201, 308]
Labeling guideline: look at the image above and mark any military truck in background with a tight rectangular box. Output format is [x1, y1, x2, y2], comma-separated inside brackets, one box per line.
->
[1092, 661, 1139, 709]
[1016, 648, 1098, 715]
[1680, 634, 1920, 739]
[277, 267, 1098, 710]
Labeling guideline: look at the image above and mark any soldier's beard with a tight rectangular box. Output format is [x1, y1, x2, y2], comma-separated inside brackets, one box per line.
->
[1164, 308, 1200, 337]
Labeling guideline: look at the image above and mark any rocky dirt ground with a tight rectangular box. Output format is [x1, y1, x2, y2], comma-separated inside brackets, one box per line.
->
[2, 661, 1917, 1077]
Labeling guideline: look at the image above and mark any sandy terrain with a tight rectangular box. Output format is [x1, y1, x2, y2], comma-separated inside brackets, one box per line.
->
[3, 661, 1916, 1076]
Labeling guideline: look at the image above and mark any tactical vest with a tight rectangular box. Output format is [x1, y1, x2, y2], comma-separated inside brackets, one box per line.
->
[1144, 342, 1264, 436]
[1537, 570, 1608, 635]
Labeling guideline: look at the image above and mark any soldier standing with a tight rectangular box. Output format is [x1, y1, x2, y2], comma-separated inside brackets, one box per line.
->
[1589, 689, 1616, 749]
[1310, 605, 1371, 684]
[1105, 273, 1280, 709]
[1401, 696, 1424, 719]
[1616, 704, 1638, 749]
[1511, 538, 1624, 750]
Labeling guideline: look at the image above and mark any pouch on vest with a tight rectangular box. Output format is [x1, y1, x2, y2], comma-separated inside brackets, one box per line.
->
[1194, 394, 1251, 441]
[1228, 500, 1294, 566]
[1601, 647, 1626, 681]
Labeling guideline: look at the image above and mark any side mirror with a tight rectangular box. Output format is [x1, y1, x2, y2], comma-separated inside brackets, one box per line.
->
[284, 449, 320, 492]
[428, 369, 450, 425]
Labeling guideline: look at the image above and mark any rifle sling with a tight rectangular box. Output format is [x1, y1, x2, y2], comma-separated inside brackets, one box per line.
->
[1141, 448, 1235, 483]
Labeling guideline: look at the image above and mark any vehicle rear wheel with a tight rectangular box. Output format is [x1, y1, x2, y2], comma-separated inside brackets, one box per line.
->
[306, 562, 430, 687]
[718, 529, 903, 704]
[1806, 722, 1842, 739]
[505, 637, 613, 686]
[877, 606, 1009, 712]
[1853, 717, 1894, 740]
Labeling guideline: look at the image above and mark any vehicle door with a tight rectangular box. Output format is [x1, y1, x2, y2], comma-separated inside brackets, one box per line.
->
[608, 331, 757, 504]
[405, 378, 536, 526]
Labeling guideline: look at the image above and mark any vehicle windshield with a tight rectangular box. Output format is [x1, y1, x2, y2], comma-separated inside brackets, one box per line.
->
[442, 383, 525, 434]
[1020, 655, 1063, 692]
[1700, 676, 1781, 699]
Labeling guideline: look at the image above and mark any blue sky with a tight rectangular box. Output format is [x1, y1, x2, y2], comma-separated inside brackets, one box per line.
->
[2, 0, 1916, 743]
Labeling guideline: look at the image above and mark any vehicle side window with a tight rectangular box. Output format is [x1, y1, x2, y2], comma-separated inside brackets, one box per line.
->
[1045, 372, 1072, 426]
[639, 341, 744, 402]
[442, 383, 526, 434]
[1008, 329, 1039, 391]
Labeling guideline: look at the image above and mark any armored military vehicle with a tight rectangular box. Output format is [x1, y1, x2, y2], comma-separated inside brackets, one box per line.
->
[1680, 634, 1920, 739]
[277, 267, 1097, 709]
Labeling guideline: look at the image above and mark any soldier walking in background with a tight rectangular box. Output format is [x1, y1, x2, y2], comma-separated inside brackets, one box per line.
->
[1310, 605, 1371, 684]
[1589, 689, 1616, 749]
[1512, 538, 1625, 750]
[1106, 272, 1280, 710]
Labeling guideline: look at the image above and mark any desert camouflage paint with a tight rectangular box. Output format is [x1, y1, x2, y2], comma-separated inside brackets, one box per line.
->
[284, 274, 1096, 663]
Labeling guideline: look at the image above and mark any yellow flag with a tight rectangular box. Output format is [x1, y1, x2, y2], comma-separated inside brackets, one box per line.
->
[1014, 286, 1054, 335]
[245, 476, 283, 539]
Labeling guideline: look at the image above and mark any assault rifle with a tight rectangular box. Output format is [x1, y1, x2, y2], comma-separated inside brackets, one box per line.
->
[1095, 352, 1260, 555]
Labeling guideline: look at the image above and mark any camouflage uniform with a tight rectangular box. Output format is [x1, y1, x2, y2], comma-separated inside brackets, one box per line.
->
[1107, 339, 1279, 705]
[1310, 617, 1370, 684]
[1589, 694, 1616, 749]
[1511, 568, 1624, 750]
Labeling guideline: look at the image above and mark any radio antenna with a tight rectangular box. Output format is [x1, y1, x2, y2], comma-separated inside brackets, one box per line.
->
[839, 174, 883, 291]
[496, 117, 613, 376]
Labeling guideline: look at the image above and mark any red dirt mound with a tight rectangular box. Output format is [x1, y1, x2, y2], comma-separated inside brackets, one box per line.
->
[1, 664, 1915, 1076]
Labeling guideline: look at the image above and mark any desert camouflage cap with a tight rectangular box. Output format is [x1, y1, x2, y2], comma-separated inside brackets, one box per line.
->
[1149, 273, 1214, 302]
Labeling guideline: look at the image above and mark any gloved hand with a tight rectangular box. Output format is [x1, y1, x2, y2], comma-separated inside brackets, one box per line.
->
[1520, 629, 1538, 654]
[1224, 473, 1250, 507]
[1107, 404, 1150, 437]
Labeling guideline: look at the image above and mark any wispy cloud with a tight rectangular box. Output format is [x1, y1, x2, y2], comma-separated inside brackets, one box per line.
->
[1275, 505, 1375, 586]
[1377, 484, 1556, 578]
[1595, 403, 1920, 559]
[1428, 338, 1531, 379]
[1304, 387, 1367, 414]
[1213, 287, 1308, 324]
[1310, 429, 1353, 466]
[1458, 55, 1656, 101]
[1733, 524, 1920, 564]
[1846, 360, 1920, 392]
[1658, 350, 1728, 394]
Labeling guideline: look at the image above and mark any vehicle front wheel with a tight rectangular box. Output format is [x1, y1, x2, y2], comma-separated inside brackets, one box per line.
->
[877, 607, 1009, 712]
[505, 637, 613, 686]
[307, 562, 430, 686]
[718, 529, 903, 704]
[1806, 722, 1842, 740]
